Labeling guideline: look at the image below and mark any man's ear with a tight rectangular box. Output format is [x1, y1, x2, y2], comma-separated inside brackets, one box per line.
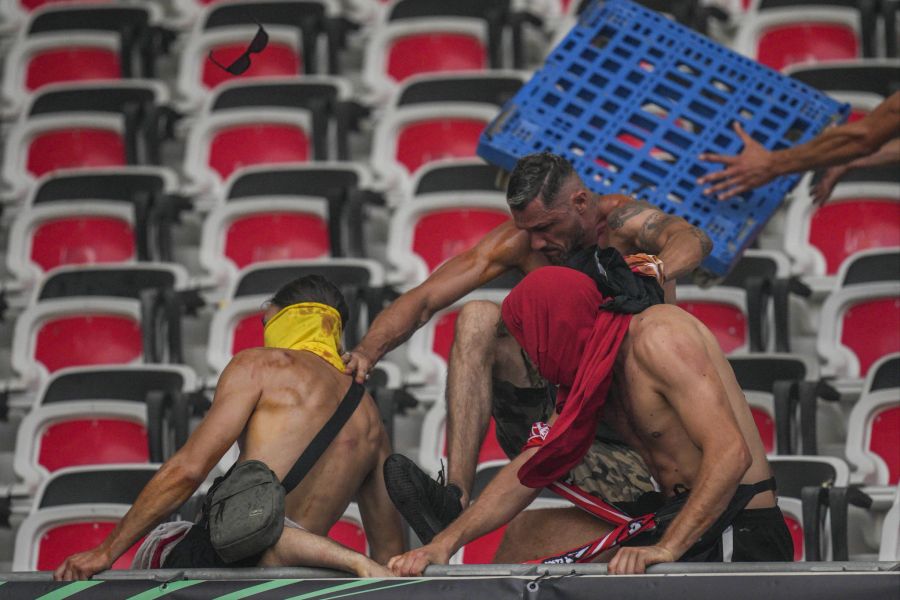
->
[572, 189, 590, 212]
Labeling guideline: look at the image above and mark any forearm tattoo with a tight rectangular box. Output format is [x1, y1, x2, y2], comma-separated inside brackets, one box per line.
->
[689, 226, 714, 257]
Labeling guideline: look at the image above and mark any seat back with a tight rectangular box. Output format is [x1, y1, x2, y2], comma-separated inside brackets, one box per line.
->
[809, 199, 900, 275]
[676, 287, 748, 354]
[757, 22, 858, 70]
[846, 389, 900, 485]
[13, 299, 143, 384]
[387, 193, 510, 285]
[818, 283, 900, 378]
[327, 504, 367, 555]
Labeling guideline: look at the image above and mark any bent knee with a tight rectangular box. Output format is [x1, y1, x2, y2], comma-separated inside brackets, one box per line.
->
[454, 300, 502, 340]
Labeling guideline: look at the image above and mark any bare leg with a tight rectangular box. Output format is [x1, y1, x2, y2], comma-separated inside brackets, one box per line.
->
[259, 526, 392, 577]
[445, 301, 500, 505]
[493, 507, 615, 563]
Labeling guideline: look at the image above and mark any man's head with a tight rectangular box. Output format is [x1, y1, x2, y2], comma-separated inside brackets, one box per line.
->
[263, 274, 350, 328]
[506, 152, 595, 264]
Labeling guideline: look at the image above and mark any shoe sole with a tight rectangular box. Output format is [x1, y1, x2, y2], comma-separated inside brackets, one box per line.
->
[383, 456, 441, 545]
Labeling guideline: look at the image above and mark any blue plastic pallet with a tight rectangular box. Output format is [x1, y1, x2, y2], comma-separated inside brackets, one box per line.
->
[478, 0, 849, 276]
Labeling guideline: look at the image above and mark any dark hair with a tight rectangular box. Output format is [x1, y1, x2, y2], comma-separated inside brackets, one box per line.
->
[268, 274, 350, 327]
[506, 152, 576, 210]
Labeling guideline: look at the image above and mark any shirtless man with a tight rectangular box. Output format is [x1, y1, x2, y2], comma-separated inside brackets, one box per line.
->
[388, 268, 792, 576]
[345, 153, 713, 541]
[54, 275, 404, 581]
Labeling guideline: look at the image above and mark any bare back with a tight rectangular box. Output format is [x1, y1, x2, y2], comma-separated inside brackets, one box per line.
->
[236, 349, 391, 535]
[605, 305, 775, 509]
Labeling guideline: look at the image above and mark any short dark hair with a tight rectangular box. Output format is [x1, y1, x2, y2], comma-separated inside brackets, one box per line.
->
[506, 152, 575, 210]
[268, 275, 350, 327]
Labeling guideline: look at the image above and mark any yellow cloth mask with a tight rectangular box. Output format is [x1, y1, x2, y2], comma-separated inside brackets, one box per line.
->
[263, 302, 345, 372]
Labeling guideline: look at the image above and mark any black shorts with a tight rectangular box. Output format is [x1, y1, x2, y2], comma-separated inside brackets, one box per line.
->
[162, 520, 264, 569]
[622, 492, 794, 563]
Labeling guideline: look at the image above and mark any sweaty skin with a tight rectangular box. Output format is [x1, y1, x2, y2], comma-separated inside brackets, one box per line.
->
[388, 305, 774, 575]
[344, 183, 713, 383]
[54, 331, 405, 581]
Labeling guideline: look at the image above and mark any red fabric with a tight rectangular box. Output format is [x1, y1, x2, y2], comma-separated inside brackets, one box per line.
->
[501, 267, 631, 487]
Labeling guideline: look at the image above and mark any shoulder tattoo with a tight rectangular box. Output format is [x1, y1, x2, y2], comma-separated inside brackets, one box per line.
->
[636, 209, 678, 251]
[607, 200, 654, 230]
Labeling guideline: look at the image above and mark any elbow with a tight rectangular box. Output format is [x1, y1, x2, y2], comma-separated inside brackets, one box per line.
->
[728, 439, 753, 480]
[164, 459, 206, 490]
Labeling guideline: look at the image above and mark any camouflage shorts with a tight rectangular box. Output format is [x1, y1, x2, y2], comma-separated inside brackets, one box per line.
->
[491, 375, 654, 503]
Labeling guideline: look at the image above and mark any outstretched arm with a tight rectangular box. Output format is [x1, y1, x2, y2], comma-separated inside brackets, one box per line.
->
[53, 351, 263, 580]
[812, 137, 900, 205]
[344, 222, 531, 383]
[698, 92, 900, 200]
[607, 198, 713, 282]
[388, 447, 542, 576]
[608, 317, 751, 574]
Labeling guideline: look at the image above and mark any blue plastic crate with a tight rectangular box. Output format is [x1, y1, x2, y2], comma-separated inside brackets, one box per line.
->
[478, 0, 849, 276]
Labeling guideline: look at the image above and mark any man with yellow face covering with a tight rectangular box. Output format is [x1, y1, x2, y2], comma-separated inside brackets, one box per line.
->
[54, 275, 405, 581]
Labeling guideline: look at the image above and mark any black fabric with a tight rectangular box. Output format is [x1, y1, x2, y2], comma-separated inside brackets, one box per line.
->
[162, 518, 263, 569]
[731, 507, 794, 562]
[622, 478, 781, 562]
[564, 246, 665, 314]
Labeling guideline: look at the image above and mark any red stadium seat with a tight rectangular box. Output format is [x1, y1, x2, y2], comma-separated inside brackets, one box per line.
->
[8, 202, 136, 288]
[177, 28, 302, 111]
[2, 115, 128, 201]
[12, 298, 143, 387]
[676, 288, 749, 354]
[38, 521, 141, 570]
[388, 193, 510, 286]
[328, 505, 367, 554]
[202, 44, 301, 89]
[1, 33, 121, 116]
[819, 283, 900, 380]
[25, 46, 120, 91]
[750, 406, 776, 454]
[847, 389, 900, 485]
[15, 401, 149, 489]
[808, 199, 900, 275]
[364, 19, 488, 99]
[372, 105, 496, 197]
[756, 23, 858, 71]
[200, 199, 330, 288]
[184, 111, 312, 197]
[461, 524, 507, 564]
[736, 8, 862, 72]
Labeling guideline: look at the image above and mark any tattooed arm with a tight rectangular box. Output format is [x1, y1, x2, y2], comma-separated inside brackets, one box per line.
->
[606, 198, 712, 281]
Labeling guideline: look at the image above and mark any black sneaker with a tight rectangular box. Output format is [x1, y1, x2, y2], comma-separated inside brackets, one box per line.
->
[383, 454, 463, 544]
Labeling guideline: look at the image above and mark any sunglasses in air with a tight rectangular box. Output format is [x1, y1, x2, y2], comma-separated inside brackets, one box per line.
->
[207, 21, 269, 76]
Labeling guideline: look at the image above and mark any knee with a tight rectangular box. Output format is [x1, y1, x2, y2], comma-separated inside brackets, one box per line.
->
[454, 301, 501, 346]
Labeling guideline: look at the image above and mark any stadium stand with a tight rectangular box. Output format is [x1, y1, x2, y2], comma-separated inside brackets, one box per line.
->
[0, 0, 898, 586]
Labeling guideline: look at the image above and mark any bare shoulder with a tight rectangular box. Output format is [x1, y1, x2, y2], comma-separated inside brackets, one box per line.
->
[628, 305, 708, 366]
[480, 220, 531, 267]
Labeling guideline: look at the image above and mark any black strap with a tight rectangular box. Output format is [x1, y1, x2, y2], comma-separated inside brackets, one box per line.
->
[281, 382, 365, 494]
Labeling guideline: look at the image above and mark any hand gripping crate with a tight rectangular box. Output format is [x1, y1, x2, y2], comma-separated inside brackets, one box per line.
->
[477, 0, 849, 277]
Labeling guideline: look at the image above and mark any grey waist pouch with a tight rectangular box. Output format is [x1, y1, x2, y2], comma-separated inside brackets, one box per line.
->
[206, 460, 285, 564]
[205, 381, 365, 564]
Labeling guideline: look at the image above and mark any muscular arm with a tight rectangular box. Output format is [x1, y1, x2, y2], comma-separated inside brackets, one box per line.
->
[54, 351, 263, 580]
[813, 137, 900, 205]
[344, 222, 533, 382]
[611, 319, 751, 574]
[699, 92, 900, 200]
[607, 199, 713, 281]
[388, 447, 542, 576]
